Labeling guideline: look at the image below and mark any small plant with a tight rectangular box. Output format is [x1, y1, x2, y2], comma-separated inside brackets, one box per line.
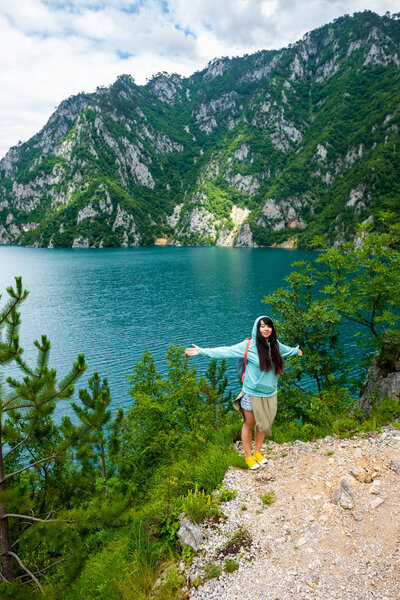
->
[241, 505, 247, 511]
[325, 450, 334, 456]
[215, 484, 238, 503]
[224, 558, 239, 573]
[392, 422, 400, 430]
[180, 484, 218, 523]
[160, 513, 180, 540]
[181, 545, 195, 565]
[281, 452, 288, 457]
[220, 527, 252, 557]
[204, 563, 221, 579]
[261, 490, 276, 506]
[153, 564, 185, 599]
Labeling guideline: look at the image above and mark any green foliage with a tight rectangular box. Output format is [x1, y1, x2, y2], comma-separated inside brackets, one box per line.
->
[214, 484, 237, 503]
[224, 558, 239, 573]
[204, 563, 221, 579]
[260, 491, 276, 506]
[0, 278, 87, 590]
[316, 214, 400, 360]
[180, 484, 219, 524]
[264, 260, 347, 397]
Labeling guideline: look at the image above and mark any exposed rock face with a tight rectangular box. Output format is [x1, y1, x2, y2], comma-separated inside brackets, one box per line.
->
[257, 197, 307, 231]
[225, 172, 259, 195]
[77, 205, 98, 223]
[111, 204, 140, 246]
[180, 206, 218, 240]
[359, 355, 400, 414]
[216, 205, 250, 247]
[234, 143, 250, 161]
[72, 236, 90, 248]
[235, 223, 257, 247]
[167, 203, 183, 228]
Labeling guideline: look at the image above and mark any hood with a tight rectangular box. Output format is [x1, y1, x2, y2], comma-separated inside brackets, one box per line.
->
[251, 315, 272, 340]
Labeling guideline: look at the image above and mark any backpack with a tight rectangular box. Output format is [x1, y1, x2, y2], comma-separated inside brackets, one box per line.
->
[237, 338, 251, 383]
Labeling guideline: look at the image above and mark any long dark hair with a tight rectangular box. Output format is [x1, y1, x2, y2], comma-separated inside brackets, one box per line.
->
[256, 317, 285, 376]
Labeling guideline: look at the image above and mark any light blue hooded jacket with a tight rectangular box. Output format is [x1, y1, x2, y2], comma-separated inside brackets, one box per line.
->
[198, 315, 299, 397]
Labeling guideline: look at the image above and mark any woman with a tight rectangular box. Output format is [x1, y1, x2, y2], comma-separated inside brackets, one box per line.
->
[185, 316, 303, 470]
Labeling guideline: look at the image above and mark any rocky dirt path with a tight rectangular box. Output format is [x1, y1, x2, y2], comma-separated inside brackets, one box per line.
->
[184, 426, 400, 600]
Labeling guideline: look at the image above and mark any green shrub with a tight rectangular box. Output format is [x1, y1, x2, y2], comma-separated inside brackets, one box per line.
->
[261, 491, 275, 506]
[204, 563, 221, 579]
[180, 485, 218, 524]
[215, 484, 238, 503]
[224, 558, 239, 573]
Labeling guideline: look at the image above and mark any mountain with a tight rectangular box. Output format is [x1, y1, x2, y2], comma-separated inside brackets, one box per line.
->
[1, 10, 399, 249]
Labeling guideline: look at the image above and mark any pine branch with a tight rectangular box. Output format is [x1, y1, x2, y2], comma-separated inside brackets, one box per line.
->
[18, 552, 74, 577]
[5, 551, 43, 593]
[2, 398, 55, 411]
[3, 514, 72, 524]
[3, 435, 30, 460]
[0, 453, 57, 484]
[0, 571, 11, 583]
[0, 294, 23, 329]
[3, 357, 85, 411]
[1, 418, 93, 483]
[14, 354, 37, 378]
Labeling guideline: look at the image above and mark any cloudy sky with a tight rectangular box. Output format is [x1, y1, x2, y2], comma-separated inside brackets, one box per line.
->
[0, 0, 398, 158]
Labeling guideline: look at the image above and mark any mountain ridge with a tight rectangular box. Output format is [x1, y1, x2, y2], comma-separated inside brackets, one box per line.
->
[1, 10, 399, 248]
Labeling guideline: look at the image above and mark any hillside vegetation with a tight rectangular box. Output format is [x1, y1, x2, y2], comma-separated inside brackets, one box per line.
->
[0, 10, 399, 248]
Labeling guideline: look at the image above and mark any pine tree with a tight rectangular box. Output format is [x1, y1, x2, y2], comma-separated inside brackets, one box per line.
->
[63, 373, 113, 482]
[0, 277, 86, 588]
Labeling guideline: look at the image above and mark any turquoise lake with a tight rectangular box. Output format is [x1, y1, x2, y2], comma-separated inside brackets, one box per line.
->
[0, 246, 358, 419]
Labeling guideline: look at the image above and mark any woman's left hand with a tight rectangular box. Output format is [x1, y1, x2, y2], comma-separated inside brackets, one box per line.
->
[297, 346, 303, 357]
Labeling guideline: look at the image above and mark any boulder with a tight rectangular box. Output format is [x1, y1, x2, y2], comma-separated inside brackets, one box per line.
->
[177, 514, 204, 551]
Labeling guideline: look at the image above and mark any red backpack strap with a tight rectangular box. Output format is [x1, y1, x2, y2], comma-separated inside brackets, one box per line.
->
[241, 338, 251, 383]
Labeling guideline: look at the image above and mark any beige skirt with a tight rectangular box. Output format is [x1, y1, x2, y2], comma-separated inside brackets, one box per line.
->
[233, 390, 277, 435]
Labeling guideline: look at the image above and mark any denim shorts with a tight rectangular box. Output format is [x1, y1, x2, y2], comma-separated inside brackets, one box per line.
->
[240, 393, 253, 411]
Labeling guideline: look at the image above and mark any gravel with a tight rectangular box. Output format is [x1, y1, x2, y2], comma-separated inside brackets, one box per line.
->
[177, 425, 400, 600]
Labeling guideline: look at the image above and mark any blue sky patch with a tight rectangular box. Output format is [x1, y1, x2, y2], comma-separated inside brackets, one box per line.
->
[175, 23, 196, 39]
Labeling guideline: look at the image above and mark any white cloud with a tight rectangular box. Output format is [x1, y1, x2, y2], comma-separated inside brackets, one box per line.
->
[0, 0, 399, 157]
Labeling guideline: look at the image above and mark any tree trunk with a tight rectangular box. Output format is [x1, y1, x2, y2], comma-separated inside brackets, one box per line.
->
[100, 440, 106, 480]
[0, 422, 14, 582]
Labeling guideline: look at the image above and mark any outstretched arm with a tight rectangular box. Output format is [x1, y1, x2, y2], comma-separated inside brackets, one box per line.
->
[185, 340, 248, 359]
[278, 341, 303, 357]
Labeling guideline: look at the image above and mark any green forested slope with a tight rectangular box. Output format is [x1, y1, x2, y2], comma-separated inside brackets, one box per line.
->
[0, 10, 399, 248]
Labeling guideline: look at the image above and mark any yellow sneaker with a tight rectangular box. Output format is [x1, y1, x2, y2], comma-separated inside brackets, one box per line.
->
[254, 452, 268, 465]
[245, 456, 260, 470]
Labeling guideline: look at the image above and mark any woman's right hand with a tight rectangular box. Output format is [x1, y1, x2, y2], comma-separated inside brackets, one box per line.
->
[185, 344, 200, 356]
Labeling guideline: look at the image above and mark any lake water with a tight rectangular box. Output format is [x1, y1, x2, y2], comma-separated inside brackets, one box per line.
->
[0, 246, 355, 419]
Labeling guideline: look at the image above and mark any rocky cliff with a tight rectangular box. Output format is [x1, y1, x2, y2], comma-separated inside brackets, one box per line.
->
[1, 10, 399, 248]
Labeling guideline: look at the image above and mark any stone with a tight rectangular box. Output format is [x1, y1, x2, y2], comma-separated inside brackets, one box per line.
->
[235, 223, 257, 248]
[389, 459, 400, 473]
[369, 480, 382, 495]
[350, 465, 374, 484]
[370, 496, 385, 509]
[352, 511, 363, 522]
[333, 479, 355, 510]
[177, 514, 204, 551]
